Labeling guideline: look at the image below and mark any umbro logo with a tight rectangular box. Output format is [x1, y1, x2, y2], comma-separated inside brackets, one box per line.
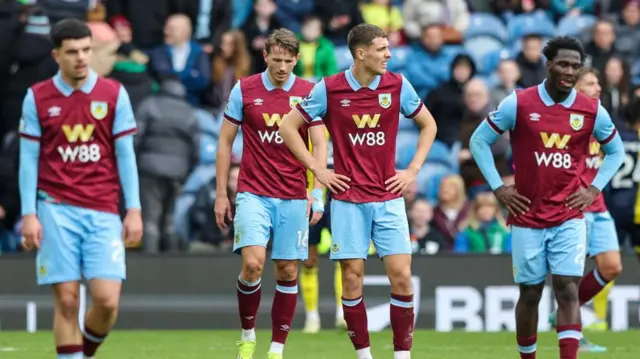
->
[253, 98, 263, 106]
[341, 99, 350, 107]
[48, 106, 61, 117]
[529, 113, 540, 121]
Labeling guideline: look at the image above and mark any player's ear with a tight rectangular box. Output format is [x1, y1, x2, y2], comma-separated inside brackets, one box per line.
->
[356, 48, 365, 61]
[51, 48, 59, 63]
[263, 49, 269, 62]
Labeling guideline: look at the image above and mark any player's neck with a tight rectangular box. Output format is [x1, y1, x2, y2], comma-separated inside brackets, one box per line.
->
[352, 64, 376, 89]
[544, 80, 570, 104]
[266, 71, 289, 89]
[61, 73, 87, 90]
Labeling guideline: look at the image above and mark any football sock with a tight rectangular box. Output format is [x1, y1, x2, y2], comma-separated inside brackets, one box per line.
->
[271, 279, 298, 349]
[593, 281, 613, 321]
[300, 266, 319, 317]
[579, 269, 609, 304]
[557, 324, 581, 359]
[390, 293, 414, 352]
[237, 276, 261, 340]
[56, 345, 83, 359]
[342, 296, 370, 350]
[517, 334, 537, 359]
[82, 326, 107, 358]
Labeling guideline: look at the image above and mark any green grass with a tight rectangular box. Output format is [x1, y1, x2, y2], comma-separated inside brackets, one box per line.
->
[0, 330, 637, 358]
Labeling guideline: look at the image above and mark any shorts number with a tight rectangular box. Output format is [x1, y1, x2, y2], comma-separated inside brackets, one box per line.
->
[297, 230, 309, 249]
[574, 243, 585, 265]
[111, 240, 124, 263]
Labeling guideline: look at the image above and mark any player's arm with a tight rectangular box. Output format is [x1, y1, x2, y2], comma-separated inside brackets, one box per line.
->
[469, 91, 517, 191]
[309, 125, 327, 191]
[591, 103, 625, 191]
[18, 89, 41, 217]
[113, 86, 141, 211]
[215, 81, 242, 198]
[400, 75, 437, 174]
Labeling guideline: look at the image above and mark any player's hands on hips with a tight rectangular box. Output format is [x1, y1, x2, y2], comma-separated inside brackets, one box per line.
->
[123, 208, 143, 247]
[308, 188, 324, 225]
[21, 214, 42, 251]
[313, 168, 350, 194]
[495, 185, 531, 216]
[565, 185, 599, 211]
[385, 168, 418, 194]
[215, 196, 233, 230]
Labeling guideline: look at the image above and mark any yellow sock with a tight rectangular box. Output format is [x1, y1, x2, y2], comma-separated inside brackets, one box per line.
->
[334, 262, 343, 309]
[300, 266, 319, 313]
[593, 281, 614, 321]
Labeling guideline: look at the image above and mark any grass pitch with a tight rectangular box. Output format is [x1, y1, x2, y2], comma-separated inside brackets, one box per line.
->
[0, 330, 637, 358]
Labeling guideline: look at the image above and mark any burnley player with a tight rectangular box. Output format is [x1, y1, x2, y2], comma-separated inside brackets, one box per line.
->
[214, 29, 326, 359]
[547, 67, 622, 352]
[18, 19, 142, 359]
[280, 24, 438, 359]
[469, 37, 624, 359]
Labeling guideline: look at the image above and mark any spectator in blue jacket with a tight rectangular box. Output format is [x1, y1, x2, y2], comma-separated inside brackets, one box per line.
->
[549, 0, 595, 20]
[148, 14, 211, 105]
[275, 0, 313, 34]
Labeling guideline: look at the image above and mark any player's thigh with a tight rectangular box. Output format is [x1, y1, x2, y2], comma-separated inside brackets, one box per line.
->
[82, 210, 126, 282]
[510, 225, 547, 285]
[36, 202, 83, 285]
[272, 198, 309, 260]
[330, 200, 372, 260]
[547, 218, 587, 278]
[233, 192, 272, 254]
[87, 278, 122, 308]
[586, 211, 620, 257]
[371, 198, 412, 258]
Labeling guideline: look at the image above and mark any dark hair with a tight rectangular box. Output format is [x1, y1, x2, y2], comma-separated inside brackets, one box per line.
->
[347, 23, 387, 57]
[50, 18, 92, 48]
[264, 28, 300, 55]
[542, 36, 586, 63]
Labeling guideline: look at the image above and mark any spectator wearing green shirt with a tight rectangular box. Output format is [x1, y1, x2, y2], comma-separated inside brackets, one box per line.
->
[293, 16, 338, 81]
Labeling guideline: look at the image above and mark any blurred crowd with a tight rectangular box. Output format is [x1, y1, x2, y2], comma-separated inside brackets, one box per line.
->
[0, 0, 639, 256]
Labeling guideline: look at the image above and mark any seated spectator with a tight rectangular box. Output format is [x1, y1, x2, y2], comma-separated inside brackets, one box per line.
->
[584, 19, 617, 74]
[148, 14, 211, 106]
[86, 22, 120, 76]
[601, 55, 631, 122]
[432, 174, 470, 249]
[293, 16, 338, 81]
[454, 192, 511, 254]
[314, 0, 364, 45]
[516, 35, 546, 88]
[408, 198, 447, 254]
[208, 30, 251, 111]
[404, 24, 453, 99]
[490, 0, 550, 16]
[38, 0, 97, 24]
[275, 0, 313, 34]
[548, 0, 595, 21]
[613, 0, 640, 64]
[360, 0, 404, 45]
[243, 0, 282, 73]
[403, 0, 470, 43]
[491, 59, 520, 107]
[178, 0, 232, 53]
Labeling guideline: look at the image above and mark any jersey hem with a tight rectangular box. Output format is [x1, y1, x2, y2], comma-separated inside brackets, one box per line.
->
[113, 127, 136, 140]
[406, 102, 424, 119]
[237, 190, 308, 200]
[224, 114, 241, 126]
[19, 132, 41, 141]
[294, 103, 314, 123]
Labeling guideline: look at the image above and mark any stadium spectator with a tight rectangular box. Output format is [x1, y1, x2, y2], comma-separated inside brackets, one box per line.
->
[426, 53, 476, 147]
[86, 21, 120, 76]
[314, 0, 364, 45]
[108, 15, 154, 110]
[601, 55, 631, 121]
[178, 0, 232, 53]
[548, 0, 596, 20]
[515, 35, 546, 88]
[242, 0, 281, 73]
[613, 0, 640, 64]
[402, 0, 470, 43]
[453, 192, 511, 254]
[135, 77, 200, 253]
[37, 0, 97, 24]
[105, 0, 179, 49]
[584, 19, 617, 75]
[293, 16, 338, 81]
[408, 198, 447, 254]
[403, 182, 420, 212]
[360, 0, 404, 46]
[404, 24, 454, 98]
[491, 59, 520, 107]
[207, 30, 251, 111]
[490, 0, 550, 16]
[274, 0, 314, 34]
[0, 131, 20, 253]
[148, 14, 211, 105]
[432, 174, 471, 248]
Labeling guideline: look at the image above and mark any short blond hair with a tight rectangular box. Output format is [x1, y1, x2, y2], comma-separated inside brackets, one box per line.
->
[264, 28, 300, 56]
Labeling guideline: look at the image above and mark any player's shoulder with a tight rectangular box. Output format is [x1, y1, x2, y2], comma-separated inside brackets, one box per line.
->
[382, 70, 404, 83]
[323, 71, 348, 87]
[572, 91, 599, 113]
[239, 73, 263, 89]
[292, 76, 315, 92]
[30, 77, 56, 95]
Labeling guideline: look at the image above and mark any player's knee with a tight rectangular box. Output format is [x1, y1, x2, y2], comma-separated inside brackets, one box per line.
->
[519, 285, 543, 308]
[600, 262, 623, 280]
[92, 294, 119, 315]
[56, 292, 79, 319]
[303, 254, 318, 268]
[553, 281, 579, 307]
[241, 259, 264, 282]
[387, 266, 412, 294]
[341, 262, 364, 294]
[275, 260, 298, 281]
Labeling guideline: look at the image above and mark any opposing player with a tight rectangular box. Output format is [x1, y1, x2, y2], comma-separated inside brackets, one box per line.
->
[470, 37, 624, 359]
[214, 28, 326, 359]
[18, 19, 143, 359]
[548, 67, 622, 352]
[280, 24, 438, 359]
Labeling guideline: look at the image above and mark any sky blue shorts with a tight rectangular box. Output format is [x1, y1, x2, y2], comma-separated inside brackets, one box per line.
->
[585, 211, 620, 257]
[36, 201, 125, 285]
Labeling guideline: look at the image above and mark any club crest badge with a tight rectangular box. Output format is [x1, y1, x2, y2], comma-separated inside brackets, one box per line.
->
[379, 93, 391, 109]
[289, 96, 302, 109]
[569, 113, 584, 131]
[90, 101, 108, 121]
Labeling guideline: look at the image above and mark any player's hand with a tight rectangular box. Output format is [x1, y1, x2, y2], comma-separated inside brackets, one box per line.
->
[215, 196, 233, 230]
[21, 214, 42, 251]
[385, 168, 418, 194]
[312, 168, 350, 194]
[494, 185, 531, 216]
[308, 189, 324, 226]
[123, 208, 143, 247]
[565, 185, 599, 211]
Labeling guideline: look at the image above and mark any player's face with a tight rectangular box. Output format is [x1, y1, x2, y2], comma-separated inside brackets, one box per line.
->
[547, 49, 582, 93]
[361, 37, 391, 75]
[53, 37, 93, 81]
[263, 45, 299, 83]
[575, 73, 601, 99]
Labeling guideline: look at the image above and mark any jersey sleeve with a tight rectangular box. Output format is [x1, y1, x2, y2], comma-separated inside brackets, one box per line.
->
[223, 81, 243, 126]
[593, 102, 618, 144]
[113, 86, 137, 139]
[486, 91, 517, 134]
[19, 89, 41, 140]
[400, 75, 424, 118]
[295, 79, 327, 123]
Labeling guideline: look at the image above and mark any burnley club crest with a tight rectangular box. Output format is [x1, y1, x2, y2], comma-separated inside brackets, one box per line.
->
[379, 93, 391, 109]
[90, 101, 108, 121]
[569, 113, 584, 131]
[289, 96, 302, 109]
